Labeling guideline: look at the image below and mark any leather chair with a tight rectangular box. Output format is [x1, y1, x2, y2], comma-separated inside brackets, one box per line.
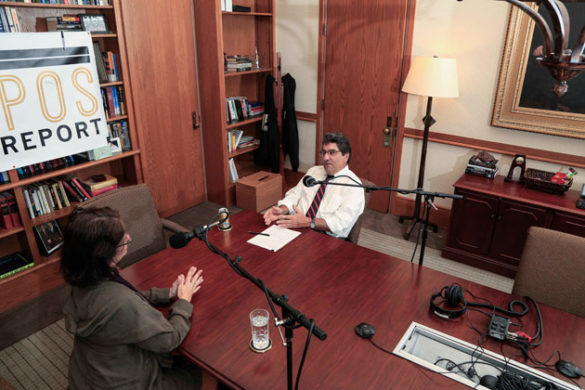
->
[513, 226, 585, 318]
[346, 177, 375, 244]
[77, 184, 190, 268]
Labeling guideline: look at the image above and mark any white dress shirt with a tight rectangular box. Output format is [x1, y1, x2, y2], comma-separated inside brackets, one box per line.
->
[278, 165, 365, 239]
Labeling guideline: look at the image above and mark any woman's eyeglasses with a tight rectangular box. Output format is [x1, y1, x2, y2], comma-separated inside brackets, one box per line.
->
[117, 238, 132, 248]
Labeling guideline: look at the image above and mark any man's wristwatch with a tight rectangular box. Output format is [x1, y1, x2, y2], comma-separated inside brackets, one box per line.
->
[310, 217, 316, 230]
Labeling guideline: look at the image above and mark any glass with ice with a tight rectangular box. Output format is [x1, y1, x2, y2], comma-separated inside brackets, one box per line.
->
[249, 308, 270, 350]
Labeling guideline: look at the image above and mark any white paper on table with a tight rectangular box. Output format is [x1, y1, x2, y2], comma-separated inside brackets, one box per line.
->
[247, 225, 301, 252]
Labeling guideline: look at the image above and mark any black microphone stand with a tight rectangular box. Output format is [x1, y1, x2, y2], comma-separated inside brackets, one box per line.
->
[308, 178, 462, 265]
[191, 223, 326, 390]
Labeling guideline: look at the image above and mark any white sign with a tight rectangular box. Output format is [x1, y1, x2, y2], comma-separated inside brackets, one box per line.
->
[0, 32, 108, 171]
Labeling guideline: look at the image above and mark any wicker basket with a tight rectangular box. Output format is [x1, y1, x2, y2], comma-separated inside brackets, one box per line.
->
[523, 168, 572, 194]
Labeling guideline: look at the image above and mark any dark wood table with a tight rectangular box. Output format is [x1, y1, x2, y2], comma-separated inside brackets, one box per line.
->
[122, 210, 585, 389]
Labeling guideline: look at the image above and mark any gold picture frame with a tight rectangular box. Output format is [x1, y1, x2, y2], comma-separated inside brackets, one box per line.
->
[492, 4, 585, 139]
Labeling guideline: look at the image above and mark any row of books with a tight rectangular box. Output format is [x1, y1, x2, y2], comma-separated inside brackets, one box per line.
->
[225, 97, 263, 123]
[0, 191, 21, 230]
[0, 0, 110, 4]
[101, 85, 126, 118]
[227, 129, 259, 153]
[0, 7, 21, 33]
[108, 120, 131, 152]
[94, 43, 119, 83]
[225, 55, 253, 72]
[22, 174, 118, 218]
[16, 156, 76, 180]
[0, 171, 10, 185]
[0, 252, 34, 281]
[45, 14, 81, 32]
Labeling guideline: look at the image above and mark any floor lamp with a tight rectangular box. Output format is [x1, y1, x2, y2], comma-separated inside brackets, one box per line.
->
[399, 56, 459, 240]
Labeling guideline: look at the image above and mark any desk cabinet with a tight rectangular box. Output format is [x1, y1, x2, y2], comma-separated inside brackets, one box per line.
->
[442, 174, 585, 277]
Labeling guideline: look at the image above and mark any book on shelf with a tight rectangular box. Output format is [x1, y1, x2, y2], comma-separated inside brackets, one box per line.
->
[33, 220, 64, 256]
[232, 5, 251, 12]
[93, 42, 109, 83]
[0, 171, 9, 184]
[45, 15, 82, 32]
[79, 174, 118, 196]
[228, 158, 239, 183]
[0, 252, 34, 281]
[0, 191, 21, 229]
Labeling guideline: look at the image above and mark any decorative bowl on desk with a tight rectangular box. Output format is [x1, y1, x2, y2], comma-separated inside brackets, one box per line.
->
[523, 168, 572, 194]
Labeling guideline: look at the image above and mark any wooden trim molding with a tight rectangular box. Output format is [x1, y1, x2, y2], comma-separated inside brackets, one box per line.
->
[296, 111, 319, 122]
[404, 127, 585, 168]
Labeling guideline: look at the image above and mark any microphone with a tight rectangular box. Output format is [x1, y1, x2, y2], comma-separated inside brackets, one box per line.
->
[302, 175, 318, 187]
[169, 209, 232, 248]
[169, 231, 194, 249]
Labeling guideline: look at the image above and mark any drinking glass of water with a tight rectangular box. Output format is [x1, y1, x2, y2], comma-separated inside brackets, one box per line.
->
[249, 308, 270, 351]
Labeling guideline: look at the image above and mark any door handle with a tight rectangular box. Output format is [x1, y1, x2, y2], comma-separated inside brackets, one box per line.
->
[192, 112, 200, 131]
[383, 116, 392, 147]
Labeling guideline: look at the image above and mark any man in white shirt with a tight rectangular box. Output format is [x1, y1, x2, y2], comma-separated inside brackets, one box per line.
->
[263, 132, 365, 239]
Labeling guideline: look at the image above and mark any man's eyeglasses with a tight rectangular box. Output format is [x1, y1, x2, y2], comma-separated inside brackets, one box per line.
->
[117, 238, 132, 248]
[319, 149, 340, 157]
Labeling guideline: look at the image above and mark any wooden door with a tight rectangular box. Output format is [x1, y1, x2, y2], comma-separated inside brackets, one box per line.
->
[119, 0, 205, 217]
[323, 0, 409, 211]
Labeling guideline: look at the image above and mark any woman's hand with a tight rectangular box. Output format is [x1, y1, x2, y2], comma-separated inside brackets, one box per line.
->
[176, 266, 204, 302]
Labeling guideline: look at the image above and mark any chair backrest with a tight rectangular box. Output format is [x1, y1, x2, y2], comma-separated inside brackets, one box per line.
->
[346, 177, 374, 244]
[513, 226, 585, 318]
[77, 184, 165, 268]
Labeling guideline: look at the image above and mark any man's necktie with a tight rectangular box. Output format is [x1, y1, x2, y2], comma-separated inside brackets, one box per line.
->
[306, 175, 334, 218]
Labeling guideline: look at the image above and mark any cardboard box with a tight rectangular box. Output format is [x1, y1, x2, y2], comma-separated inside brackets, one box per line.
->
[236, 171, 282, 212]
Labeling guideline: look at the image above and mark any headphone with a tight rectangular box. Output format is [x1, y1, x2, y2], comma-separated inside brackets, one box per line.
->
[430, 284, 529, 320]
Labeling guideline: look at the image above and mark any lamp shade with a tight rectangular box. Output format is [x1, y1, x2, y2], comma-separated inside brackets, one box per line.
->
[402, 56, 459, 98]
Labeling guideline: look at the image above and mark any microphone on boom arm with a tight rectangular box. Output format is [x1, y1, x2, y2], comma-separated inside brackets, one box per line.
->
[169, 209, 231, 249]
[302, 175, 318, 187]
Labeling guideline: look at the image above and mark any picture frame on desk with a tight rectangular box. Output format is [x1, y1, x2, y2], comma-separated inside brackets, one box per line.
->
[33, 220, 64, 256]
[492, 3, 585, 139]
[80, 14, 110, 34]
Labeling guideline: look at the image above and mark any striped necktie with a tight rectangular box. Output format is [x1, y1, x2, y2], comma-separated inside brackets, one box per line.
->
[306, 175, 334, 218]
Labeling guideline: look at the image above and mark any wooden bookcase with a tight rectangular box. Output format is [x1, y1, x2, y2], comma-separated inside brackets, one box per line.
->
[194, 0, 278, 206]
[0, 0, 142, 312]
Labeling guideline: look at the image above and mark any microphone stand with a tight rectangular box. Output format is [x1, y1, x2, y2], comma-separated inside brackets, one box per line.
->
[192, 226, 326, 390]
[308, 178, 462, 265]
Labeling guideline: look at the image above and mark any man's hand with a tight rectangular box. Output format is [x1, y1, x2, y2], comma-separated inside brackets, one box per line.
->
[263, 205, 288, 225]
[275, 205, 311, 229]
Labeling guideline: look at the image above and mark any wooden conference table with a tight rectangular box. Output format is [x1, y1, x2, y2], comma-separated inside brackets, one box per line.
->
[122, 210, 585, 389]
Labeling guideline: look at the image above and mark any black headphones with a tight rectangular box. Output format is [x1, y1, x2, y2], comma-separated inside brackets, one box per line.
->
[430, 284, 529, 320]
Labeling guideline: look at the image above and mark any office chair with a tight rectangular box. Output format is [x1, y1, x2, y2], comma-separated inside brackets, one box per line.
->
[513, 226, 585, 318]
[79, 183, 190, 268]
[346, 177, 375, 244]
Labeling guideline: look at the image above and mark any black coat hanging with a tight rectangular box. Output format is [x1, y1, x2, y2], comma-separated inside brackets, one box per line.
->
[255, 74, 280, 173]
[282, 73, 299, 172]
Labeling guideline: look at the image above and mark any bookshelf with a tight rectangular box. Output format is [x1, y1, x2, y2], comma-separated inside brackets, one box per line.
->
[0, 0, 142, 312]
[194, 0, 279, 206]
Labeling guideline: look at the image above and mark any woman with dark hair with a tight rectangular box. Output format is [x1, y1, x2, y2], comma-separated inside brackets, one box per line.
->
[61, 207, 209, 389]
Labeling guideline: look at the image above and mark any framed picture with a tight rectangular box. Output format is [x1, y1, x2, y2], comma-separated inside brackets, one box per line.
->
[492, 3, 585, 139]
[80, 14, 110, 34]
[34, 220, 64, 256]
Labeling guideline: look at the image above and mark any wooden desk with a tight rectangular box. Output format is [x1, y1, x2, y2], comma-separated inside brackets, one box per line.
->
[122, 210, 585, 389]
